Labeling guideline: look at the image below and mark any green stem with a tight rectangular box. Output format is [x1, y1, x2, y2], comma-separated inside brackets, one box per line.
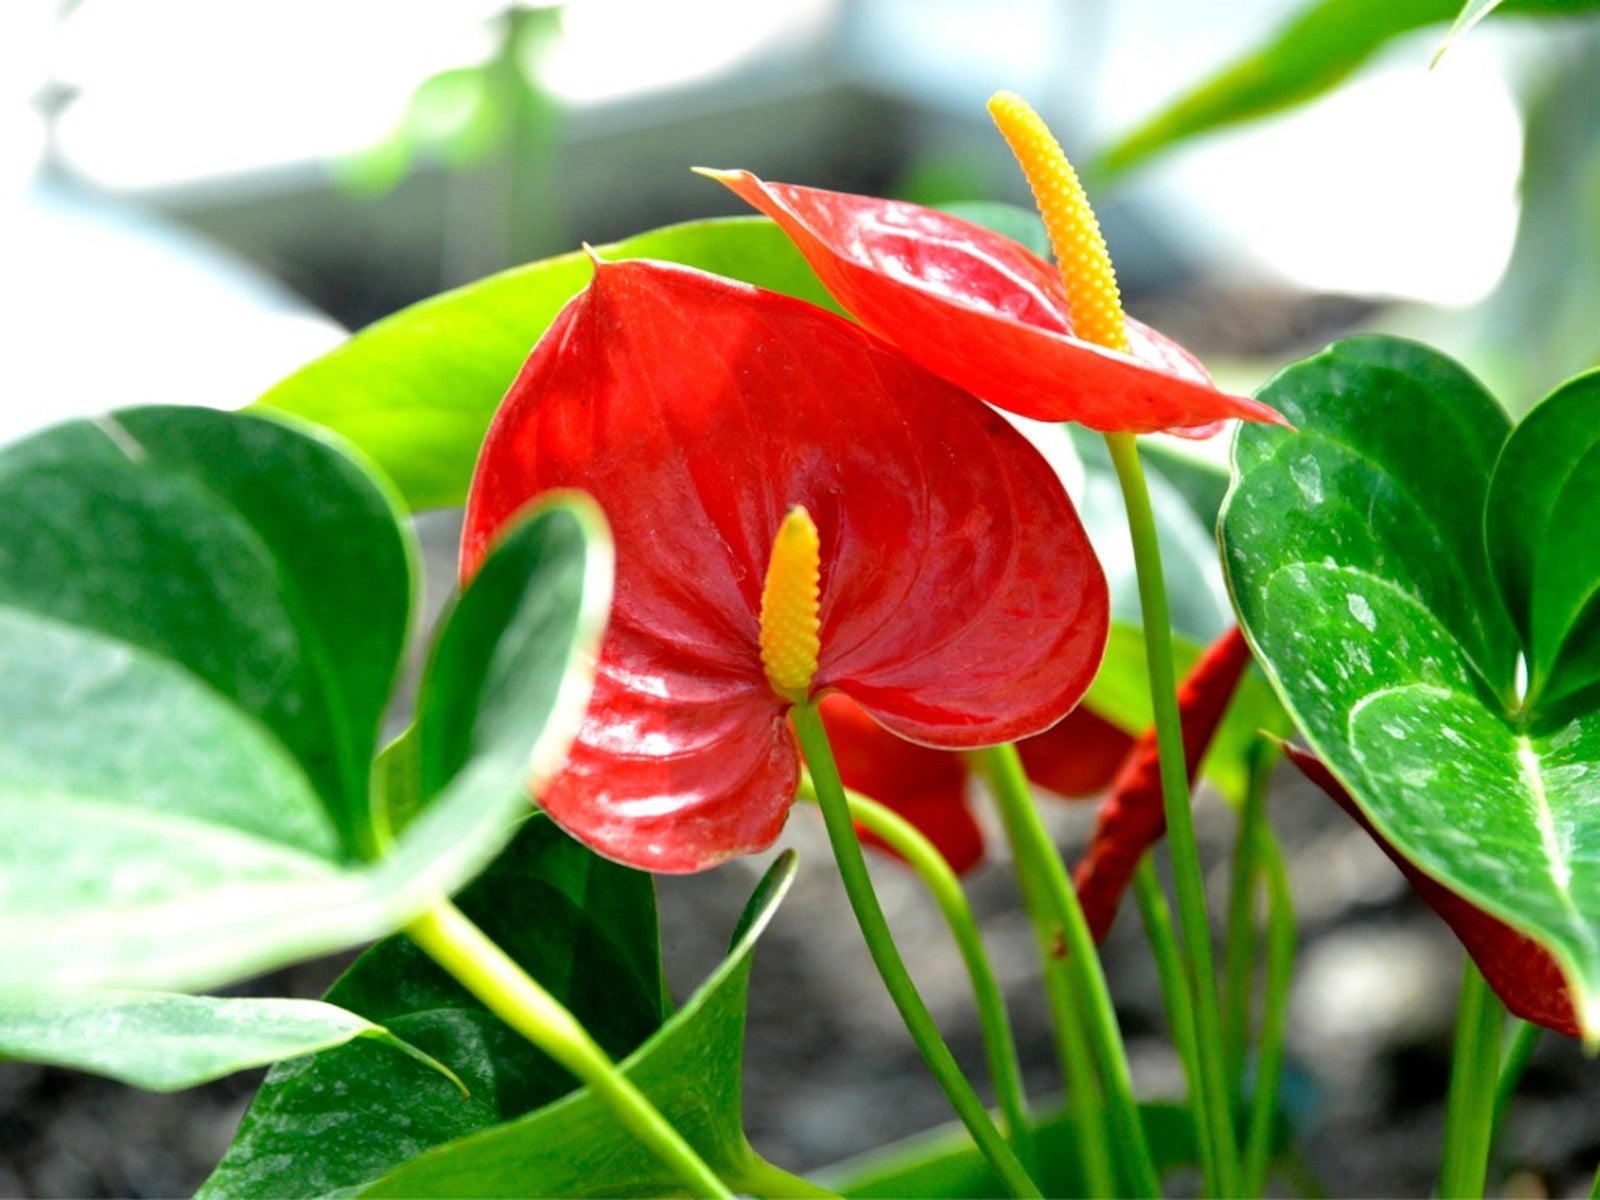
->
[1223, 744, 1274, 1096]
[1133, 859, 1211, 1189]
[797, 776, 1037, 1177]
[730, 1153, 842, 1200]
[1439, 960, 1505, 1198]
[974, 741, 1162, 1198]
[1105, 430, 1241, 1198]
[404, 900, 731, 1199]
[979, 756, 1116, 1198]
[790, 702, 1042, 1200]
[1491, 1019, 1540, 1138]
[1246, 827, 1294, 1197]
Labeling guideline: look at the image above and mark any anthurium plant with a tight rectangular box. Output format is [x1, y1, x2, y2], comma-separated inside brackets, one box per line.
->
[6, 18, 1600, 1198]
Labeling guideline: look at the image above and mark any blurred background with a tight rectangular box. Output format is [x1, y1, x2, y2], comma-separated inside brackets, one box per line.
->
[3, 0, 1599, 1195]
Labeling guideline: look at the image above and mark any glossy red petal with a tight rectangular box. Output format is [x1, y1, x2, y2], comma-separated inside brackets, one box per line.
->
[464, 257, 1105, 871]
[707, 170, 1286, 435]
[1074, 626, 1253, 940]
[1018, 706, 1137, 799]
[818, 694, 985, 875]
[1287, 744, 1580, 1039]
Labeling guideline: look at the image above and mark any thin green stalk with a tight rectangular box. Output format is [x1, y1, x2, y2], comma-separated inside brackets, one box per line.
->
[1223, 744, 1275, 1094]
[1439, 960, 1506, 1198]
[1245, 828, 1294, 1197]
[796, 776, 1037, 1177]
[1491, 1019, 1540, 1138]
[790, 702, 1042, 1200]
[1105, 430, 1242, 1198]
[979, 756, 1117, 1198]
[404, 900, 732, 1199]
[1133, 859, 1211, 1190]
[974, 741, 1162, 1198]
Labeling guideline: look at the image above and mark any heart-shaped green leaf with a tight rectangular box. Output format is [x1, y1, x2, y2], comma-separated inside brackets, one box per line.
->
[1222, 337, 1600, 1036]
[360, 852, 796, 1198]
[1485, 370, 1600, 710]
[256, 217, 841, 512]
[0, 991, 458, 1093]
[200, 815, 666, 1198]
[0, 408, 610, 993]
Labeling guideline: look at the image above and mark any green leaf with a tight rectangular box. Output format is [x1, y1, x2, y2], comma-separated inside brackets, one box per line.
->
[0, 407, 412, 862]
[1092, 0, 1600, 180]
[201, 815, 666, 1198]
[256, 217, 841, 512]
[0, 408, 610, 992]
[1486, 371, 1600, 708]
[0, 991, 458, 1094]
[1222, 336, 1600, 1036]
[361, 853, 795, 1198]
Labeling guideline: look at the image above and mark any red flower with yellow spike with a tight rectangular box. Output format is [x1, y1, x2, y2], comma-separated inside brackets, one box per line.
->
[462, 254, 1110, 872]
[701, 92, 1284, 435]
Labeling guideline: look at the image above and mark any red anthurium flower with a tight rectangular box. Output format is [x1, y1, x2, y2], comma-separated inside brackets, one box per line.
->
[463, 256, 1109, 873]
[702, 167, 1285, 436]
[1074, 626, 1254, 941]
[819, 695, 1135, 875]
[1287, 744, 1580, 1039]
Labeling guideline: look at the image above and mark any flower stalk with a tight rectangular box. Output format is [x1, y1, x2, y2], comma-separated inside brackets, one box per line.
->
[791, 702, 1042, 1200]
[404, 900, 732, 1199]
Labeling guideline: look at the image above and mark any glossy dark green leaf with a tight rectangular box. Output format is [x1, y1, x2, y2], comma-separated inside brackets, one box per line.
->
[1223, 337, 1600, 1037]
[0, 407, 411, 863]
[0, 991, 458, 1094]
[1092, 0, 1600, 180]
[200, 815, 664, 1198]
[1485, 371, 1600, 709]
[0, 408, 610, 992]
[256, 217, 840, 512]
[360, 852, 794, 1198]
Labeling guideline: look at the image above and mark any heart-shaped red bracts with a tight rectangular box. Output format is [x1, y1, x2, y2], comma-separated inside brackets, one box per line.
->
[463, 257, 1111, 873]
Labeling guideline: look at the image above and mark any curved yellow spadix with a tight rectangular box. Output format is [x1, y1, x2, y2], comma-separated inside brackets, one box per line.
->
[988, 90, 1128, 353]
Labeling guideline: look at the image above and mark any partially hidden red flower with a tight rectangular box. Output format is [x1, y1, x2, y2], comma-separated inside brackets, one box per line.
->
[1286, 744, 1580, 1039]
[463, 256, 1110, 873]
[819, 695, 1135, 875]
[1074, 626, 1254, 941]
[703, 169, 1287, 436]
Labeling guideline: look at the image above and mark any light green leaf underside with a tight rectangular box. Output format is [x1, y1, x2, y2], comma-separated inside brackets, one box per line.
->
[0, 991, 455, 1093]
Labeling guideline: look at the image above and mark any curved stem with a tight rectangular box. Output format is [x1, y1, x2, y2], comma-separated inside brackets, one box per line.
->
[404, 901, 732, 1198]
[1439, 960, 1505, 1198]
[1133, 859, 1210, 1189]
[790, 702, 1042, 1200]
[797, 776, 1037, 1177]
[1105, 430, 1241, 1197]
[979, 760, 1115, 1197]
[974, 741, 1161, 1198]
[730, 1153, 842, 1200]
